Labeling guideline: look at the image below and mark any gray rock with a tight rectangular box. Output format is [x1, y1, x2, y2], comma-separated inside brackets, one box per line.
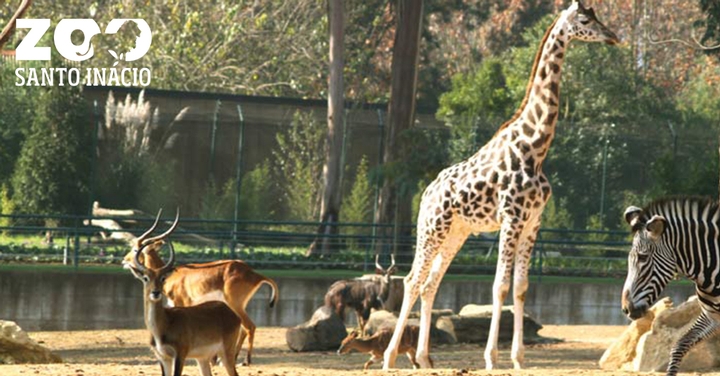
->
[285, 306, 348, 352]
[0, 320, 62, 364]
[633, 296, 720, 372]
[598, 297, 673, 371]
[363, 309, 456, 345]
[446, 304, 543, 344]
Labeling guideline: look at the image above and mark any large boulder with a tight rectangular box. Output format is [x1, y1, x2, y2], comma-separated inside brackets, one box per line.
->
[633, 296, 720, 372]
[364, 309, 456, 345]
[436, 304, 543, 344]
[599, 297, 672, 370]
[600, 296, 720, 373]
[0, 321, 62, 364]
[286, 306, 347, 352]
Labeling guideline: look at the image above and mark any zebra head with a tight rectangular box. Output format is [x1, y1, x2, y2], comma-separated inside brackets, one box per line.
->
[621, 205, 674, 320]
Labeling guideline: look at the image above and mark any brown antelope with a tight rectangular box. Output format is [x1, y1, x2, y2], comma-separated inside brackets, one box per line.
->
[126, 239, 241, 376]
[122, 211, 279, 366]
[337, 325, 430, 370]
[324, 255, 397, 335]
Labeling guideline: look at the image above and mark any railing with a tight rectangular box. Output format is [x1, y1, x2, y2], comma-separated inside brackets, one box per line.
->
[0, 213, 632, 277]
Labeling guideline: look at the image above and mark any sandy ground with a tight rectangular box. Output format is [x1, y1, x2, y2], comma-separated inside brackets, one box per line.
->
[0, 325, 714, 376]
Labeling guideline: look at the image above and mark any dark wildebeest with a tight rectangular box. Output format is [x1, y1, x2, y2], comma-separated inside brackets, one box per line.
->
[325, 255, 397, 334]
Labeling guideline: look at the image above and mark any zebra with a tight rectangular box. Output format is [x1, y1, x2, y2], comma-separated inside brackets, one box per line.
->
[622, 196, 720, 376]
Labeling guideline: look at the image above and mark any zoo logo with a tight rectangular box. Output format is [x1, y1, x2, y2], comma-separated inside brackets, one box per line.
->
[15, 18, 152, 65]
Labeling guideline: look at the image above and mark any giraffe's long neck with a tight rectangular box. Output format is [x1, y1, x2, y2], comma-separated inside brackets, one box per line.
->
[503, 14, 570, 165]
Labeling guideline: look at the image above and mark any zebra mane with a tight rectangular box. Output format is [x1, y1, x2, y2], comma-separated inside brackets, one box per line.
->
[632, 196, 720, 232]
[644, 196, 717, 213]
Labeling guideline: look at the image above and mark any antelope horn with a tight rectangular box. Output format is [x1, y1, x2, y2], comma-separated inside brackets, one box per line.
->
[390, 254, 395, 268]
[135, 209, 162, 246]
[141, 208, 180, 246]
[375, 254, 384, 272]
[159, 240, 176, 275]
[133, 244, 148, 274]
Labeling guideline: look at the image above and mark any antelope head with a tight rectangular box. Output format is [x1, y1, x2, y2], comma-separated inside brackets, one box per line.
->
[337, 329, 361, 355]
[375, 254, 397, 303]
[126, 239, 177, 302]
[123, 209, 179, 270]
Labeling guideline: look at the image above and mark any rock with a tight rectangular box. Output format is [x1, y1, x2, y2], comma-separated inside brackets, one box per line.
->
[285, 306, 347, 352]
[363, 309, 456, 345]
[599, 297, 672, 370]
[443, 304, 543, 344]
[364, 310, 398, 335]
[633, 296, 720, 372]
[0, 320, 62, 364]
[600, 295, 720, 373]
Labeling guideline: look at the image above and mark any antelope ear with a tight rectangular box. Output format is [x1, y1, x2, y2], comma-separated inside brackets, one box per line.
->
[645, 215, 666, 240]
[624, 206, 643, 227]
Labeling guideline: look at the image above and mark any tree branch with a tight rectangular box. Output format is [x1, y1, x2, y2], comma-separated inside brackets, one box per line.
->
[647, 25, 720, 51]
[0, 0, 32, 51]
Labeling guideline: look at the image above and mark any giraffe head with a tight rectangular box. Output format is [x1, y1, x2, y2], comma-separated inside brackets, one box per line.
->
[564, 1, 619, 45]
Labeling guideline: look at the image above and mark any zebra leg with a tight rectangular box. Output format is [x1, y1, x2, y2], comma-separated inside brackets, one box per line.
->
[666, 311, 720, 376]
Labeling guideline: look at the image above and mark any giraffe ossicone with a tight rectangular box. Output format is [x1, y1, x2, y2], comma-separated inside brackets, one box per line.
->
[382, 1, 619, 371]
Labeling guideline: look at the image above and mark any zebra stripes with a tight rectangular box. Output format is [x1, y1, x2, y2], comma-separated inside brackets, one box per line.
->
[622, 197, 720, 376]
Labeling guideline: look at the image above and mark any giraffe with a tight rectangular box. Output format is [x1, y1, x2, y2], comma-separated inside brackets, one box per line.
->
[382, 1, 619, 371]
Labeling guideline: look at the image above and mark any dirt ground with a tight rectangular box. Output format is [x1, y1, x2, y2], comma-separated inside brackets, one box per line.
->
[0, 325, 715, 376]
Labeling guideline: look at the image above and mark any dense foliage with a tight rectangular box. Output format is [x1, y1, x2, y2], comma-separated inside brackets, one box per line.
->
[0, 0, 718, 237]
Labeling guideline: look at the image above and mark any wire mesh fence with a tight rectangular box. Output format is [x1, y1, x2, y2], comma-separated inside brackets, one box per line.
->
[0, 211, 632, 278]
[2, 84, 718, 278]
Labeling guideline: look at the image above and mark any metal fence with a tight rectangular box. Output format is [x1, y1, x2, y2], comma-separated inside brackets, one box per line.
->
[0, 212, 632, 278]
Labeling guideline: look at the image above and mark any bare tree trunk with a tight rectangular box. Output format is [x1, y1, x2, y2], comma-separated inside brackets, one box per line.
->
[374, 0, 424, 256]
[308, 0, 344, 256]
[0, 0, 33, 51]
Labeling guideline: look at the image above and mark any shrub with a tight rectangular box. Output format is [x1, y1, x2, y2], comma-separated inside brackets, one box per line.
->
[11, 80, 92, 217]
[272, 110, 325, 222]
[341, 156, 372, 250]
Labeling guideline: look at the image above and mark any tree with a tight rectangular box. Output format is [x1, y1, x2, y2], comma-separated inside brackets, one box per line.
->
[698, 0, 720, 55]
[342, 156, 373, 250]
[11, 71, 92, 217]
[308, 0, 345, 256]
[437, 58, 514, 163]
[375, 0, 424, 255]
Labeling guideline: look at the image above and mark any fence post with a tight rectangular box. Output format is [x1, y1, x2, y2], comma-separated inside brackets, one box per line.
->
[73, 218, 80, 269]
[369, 108, 385, 272]
[87, 100, 101, 243]
[209, 99, 221, 184]
[231, 104, 245, 258]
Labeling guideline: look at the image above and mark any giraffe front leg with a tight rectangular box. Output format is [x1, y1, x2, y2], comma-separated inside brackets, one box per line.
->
[666, 311, 720, 376]
[510, 219, 541, 370]
[484, 220, 519, 370]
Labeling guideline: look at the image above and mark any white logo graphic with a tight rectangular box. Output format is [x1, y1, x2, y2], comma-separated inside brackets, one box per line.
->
[12, 18, 153, 87]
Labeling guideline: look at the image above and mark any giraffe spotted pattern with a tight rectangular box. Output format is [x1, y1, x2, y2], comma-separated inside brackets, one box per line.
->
[383, 1, 619, 371]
